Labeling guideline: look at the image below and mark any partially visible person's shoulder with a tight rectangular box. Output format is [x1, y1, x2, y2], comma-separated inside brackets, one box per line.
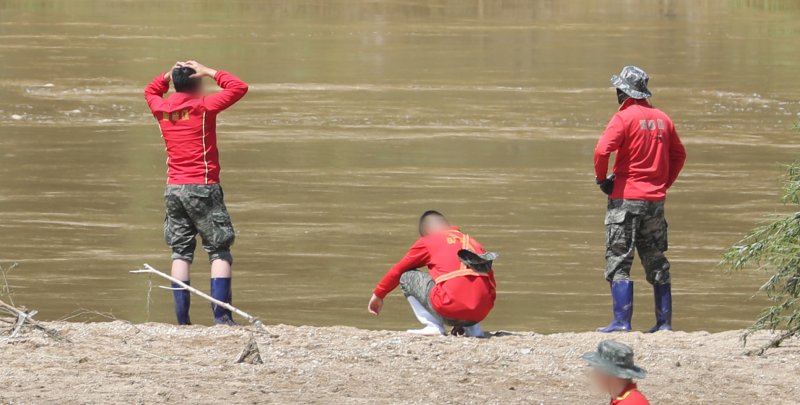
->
[412, 235, 430, 247]
[648, 104, 674, 121]
[657, 110, 678, 133]
[612, 105, 643, 125]
[610, 109, 628, 122]
[616, 389, 650, 405]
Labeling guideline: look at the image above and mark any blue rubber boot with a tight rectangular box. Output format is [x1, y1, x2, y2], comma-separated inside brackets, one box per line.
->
[646, 283, 672, 333]
[172, 281, 191, 325]
[210, 278, 237, 326]
[596, 280, 633, 333]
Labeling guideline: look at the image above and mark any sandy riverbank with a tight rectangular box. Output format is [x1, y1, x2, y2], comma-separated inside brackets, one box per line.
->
[0, 321, 798, 404]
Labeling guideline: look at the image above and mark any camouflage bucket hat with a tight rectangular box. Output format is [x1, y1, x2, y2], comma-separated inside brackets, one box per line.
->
[581, 340, 648, 379]
[611, 66, 652, 99]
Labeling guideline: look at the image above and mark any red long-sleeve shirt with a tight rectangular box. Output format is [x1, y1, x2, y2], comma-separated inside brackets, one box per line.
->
[610, 383, 650, 405]
[594, 98, 686, 201]
[374, 227, 496, 322]
[144, 71, 248, 185]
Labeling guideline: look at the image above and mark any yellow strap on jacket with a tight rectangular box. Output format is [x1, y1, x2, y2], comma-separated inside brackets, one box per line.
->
[434, 268, 487, 284]
[434, 232, 489, 284]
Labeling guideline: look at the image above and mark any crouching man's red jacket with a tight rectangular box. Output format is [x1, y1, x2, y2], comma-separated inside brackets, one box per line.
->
[374, 227, 496, 322]
[144, 71, 248, 185]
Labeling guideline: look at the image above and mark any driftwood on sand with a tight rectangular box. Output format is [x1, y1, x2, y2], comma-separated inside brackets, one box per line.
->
[130, 263, 266, 364]
[0, 299, 68, 342]
[131, 264, 262, 327]
[0, 262, 67, 343]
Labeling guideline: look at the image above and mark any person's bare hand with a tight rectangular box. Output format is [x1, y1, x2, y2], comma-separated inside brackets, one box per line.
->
[163, 62, 182, 81]
[368, 294, 384, 316]
[182, 60, 218, 78]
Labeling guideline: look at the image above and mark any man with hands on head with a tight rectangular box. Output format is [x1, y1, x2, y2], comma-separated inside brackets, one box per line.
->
[144, 60, 248, 325]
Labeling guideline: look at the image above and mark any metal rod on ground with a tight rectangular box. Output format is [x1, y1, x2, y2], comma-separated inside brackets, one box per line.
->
[130, 264, 262, 328]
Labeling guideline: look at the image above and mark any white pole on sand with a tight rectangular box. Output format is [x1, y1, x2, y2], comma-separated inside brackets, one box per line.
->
[130, 263, 263, 329]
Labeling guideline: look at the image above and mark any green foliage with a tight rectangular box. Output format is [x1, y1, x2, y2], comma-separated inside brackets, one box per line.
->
[0, 262, 20, 307]
[722, 123, 800, 354]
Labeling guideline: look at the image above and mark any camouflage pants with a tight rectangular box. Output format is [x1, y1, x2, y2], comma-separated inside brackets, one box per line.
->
[604, 199, 671, 285]
[164, 184, 235, 264]
[399, 270, 476, 327]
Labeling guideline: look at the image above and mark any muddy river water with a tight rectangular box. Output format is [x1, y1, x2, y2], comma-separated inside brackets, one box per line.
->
[1, 1, 799, 332]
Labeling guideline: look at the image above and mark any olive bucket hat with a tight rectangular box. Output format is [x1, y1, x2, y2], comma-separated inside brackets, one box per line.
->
[611, 66, 652, 99]
[582, 340, 648, 379]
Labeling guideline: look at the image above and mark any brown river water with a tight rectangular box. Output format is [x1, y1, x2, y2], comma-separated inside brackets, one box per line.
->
[1, 1, 799, 333]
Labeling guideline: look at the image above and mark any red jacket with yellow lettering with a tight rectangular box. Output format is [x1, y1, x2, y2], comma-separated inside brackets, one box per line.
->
[144, 71, 248, 185]
[373, 227, 497, 322]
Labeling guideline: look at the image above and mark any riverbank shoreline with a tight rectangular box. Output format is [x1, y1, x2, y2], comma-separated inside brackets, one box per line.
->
[0, 321, 798, 404]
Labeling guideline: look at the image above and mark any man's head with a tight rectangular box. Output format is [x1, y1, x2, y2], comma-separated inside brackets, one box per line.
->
[418, 210, 449, 236]
[172, 66, 202, 94]
[589, 367, 632, 397]
[581, 340, 647, 395]
[611, 65, 651, 104]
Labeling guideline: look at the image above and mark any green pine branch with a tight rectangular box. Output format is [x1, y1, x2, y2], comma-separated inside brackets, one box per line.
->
[722, 121, 800, 354]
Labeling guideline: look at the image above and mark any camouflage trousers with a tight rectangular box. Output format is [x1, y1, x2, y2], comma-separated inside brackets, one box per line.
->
[604, 199, 671, 285]
[164, 184, 235, 264]
[399, 270, 476, 327]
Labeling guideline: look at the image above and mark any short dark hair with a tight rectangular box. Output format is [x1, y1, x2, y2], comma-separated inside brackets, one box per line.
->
[172, 67, 201, 93]
[419, 210, 446, 235]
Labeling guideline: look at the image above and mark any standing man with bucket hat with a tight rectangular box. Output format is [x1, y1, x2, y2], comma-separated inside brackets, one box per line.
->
[582, 340, 650, 404]
[594, 66, 686, 333]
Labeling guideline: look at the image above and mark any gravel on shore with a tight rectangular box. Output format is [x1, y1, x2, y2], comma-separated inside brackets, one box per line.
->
[0, 320, 798, 404]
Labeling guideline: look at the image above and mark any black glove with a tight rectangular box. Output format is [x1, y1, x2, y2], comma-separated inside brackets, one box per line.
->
[597, 174, 616, 196]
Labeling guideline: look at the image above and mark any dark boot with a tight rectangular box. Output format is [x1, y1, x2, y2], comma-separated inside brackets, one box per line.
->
[596, 280, 633, 333]
[646, 283, 672, 333]
[210, 278, 237, 325]
[172, 281, 191, 325]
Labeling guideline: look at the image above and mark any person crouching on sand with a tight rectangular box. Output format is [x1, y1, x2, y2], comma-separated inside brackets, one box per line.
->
[582, 340, 650, 405]
[144, 61, 248, 325]
[367, 211, 497, 337]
